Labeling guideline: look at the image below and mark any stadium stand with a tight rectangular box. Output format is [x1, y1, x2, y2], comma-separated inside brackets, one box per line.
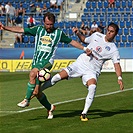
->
[0, 0, 133, 48]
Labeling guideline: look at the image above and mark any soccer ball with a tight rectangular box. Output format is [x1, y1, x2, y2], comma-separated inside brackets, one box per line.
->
[37, 68, 51, 82]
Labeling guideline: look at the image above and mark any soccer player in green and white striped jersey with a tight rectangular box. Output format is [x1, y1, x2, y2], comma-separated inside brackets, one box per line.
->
[0, 12, 90, 119]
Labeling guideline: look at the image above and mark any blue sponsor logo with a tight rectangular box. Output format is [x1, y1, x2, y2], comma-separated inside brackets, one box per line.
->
[105, 46, 111, 51]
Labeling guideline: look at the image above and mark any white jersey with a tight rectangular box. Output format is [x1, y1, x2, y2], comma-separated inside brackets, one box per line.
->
[64, 32, 120, 85]
[84, 32, 120, 74]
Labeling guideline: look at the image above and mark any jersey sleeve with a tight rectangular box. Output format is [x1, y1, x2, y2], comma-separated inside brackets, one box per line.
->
[112, 50, 120, 64]
[84, 32, 96, 44]
[24, 25, 39, 36]
[60, 31, 72, 44]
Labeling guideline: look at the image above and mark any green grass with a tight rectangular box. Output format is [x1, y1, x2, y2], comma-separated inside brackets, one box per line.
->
[0, 72, 133, 133]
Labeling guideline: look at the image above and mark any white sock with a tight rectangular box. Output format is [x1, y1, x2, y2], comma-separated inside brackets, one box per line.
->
[51, 73, 61, 85]
[82, 84, 96, 114]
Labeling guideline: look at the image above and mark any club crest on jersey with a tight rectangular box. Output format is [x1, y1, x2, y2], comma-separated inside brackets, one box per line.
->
[40, 36, 52, 45]
[96, 46, 102, 53]
[105, 46, 111, 51]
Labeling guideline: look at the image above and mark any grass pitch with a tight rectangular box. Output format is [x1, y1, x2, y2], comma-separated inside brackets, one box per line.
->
[0, 72, 133, 133]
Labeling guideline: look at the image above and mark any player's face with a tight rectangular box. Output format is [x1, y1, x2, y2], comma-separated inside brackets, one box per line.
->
[105, 26, 117, 42]
[44, 17, 54, 33]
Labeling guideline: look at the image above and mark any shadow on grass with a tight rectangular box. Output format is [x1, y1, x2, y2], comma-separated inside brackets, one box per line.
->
[29, 109, 133, 121]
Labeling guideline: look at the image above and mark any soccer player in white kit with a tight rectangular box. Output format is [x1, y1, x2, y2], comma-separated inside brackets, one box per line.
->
[35, 22, 124, 121]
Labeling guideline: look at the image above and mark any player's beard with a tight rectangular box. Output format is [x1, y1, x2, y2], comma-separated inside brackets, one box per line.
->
[46, 28, 53, 33]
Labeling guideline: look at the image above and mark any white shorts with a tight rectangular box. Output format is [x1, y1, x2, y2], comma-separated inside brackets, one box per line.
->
[64, 53, 99, 86]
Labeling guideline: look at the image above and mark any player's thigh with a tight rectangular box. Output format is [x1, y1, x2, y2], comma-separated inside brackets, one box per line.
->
[63, 63, 82, 78]
[82, 72, 98, 86]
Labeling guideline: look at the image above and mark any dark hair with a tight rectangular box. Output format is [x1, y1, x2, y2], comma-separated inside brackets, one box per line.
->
[108, 22, 119, 34]
[43, 12, 55, 23]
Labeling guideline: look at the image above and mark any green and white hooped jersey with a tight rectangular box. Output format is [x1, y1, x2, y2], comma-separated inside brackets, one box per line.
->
[24, 25, 72, 67]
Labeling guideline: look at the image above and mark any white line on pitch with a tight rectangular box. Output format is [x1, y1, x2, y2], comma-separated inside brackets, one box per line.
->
[0, 88, 133, 114]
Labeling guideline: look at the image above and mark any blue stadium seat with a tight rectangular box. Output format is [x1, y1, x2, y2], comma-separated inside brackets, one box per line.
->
[71, 21, 77, 27]
[98, 1, 102, 9]
[112, 14, 116, 22]
[3, 0, 9, 3]
[91, 1, 96, 8]
[113, 8, 119, 14]
[86, 1, 91, 9]
[125, 42, 131, 47]
[130, 28, 133, 35]
[46, 2, 50, 9]
[29, 36, 35, 43]
[20, 0, 25, 3]
[107, 8, 113, 15]
[94, 14, 98, 21]
[128, 1, 132, 8]
[63, 43, 68, 47]
[130, 14, 133, 22]
[58, 42, 63, 47]
[116, 35, 121, 42]
[87, 15, 91, 21]
[64, 21, 71, 28]
[103, 1, 108, 8]
[76, 21, 82, 28]
[123, 14, 128, 21]
[23, 36, 29, 43]
[101, 8, 106, 14]
[121, 35, 127, 42]
[120, 21, 125, 28]
[54, 21, 58, 28]
[10, 0, 14, 4]
[123, 28, 129, 36]
[14, 43, 20, 48]
[131, 42, 133, 47]
[125, 21, 131, 28]
[125, 8, 130, 15]
[117, 14, 121, 21]
[23, 22, 28, 28]
[119, 8, 125, 14]
[22, 3, 28, 9]
[99, 14, 104, 21]
[81, 14, 86, 22]
[54, 8, 60, 16]
[119, 42, 125, 47]
[121, 1, 126, 8]
[128, 35, 133, 42]
[71, 36, 77, 41]
[96, 8, 101, 15]
[116, 1, 120, 8]
[19, 43, 26, 48]
[68, 29, 73, 36]
[31, 43, 35, 48]
[26, 43, 32, 48]
[83, 8, 89, 15]
[58, 21, 64, 28]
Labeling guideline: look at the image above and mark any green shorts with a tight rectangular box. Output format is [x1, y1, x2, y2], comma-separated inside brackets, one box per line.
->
[32, 61, 52, 71]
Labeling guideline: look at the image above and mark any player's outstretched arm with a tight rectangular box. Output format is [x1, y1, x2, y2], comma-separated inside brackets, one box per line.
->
[0, 22, 24, 33]
[72, 27, 86, 43]
[114, 63, 124, 90]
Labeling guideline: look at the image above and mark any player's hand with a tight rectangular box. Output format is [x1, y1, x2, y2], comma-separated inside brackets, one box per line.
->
[83, 47, 92, 56]
[85, 48, 92, 56]
[72, 27, 79, 34]
[118, 79, 124, 90]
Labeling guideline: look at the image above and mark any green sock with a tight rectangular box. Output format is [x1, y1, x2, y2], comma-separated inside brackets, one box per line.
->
[37, 93, 51, 110]
[25, 82, 35, 102]
[36, 77, 41, 85]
